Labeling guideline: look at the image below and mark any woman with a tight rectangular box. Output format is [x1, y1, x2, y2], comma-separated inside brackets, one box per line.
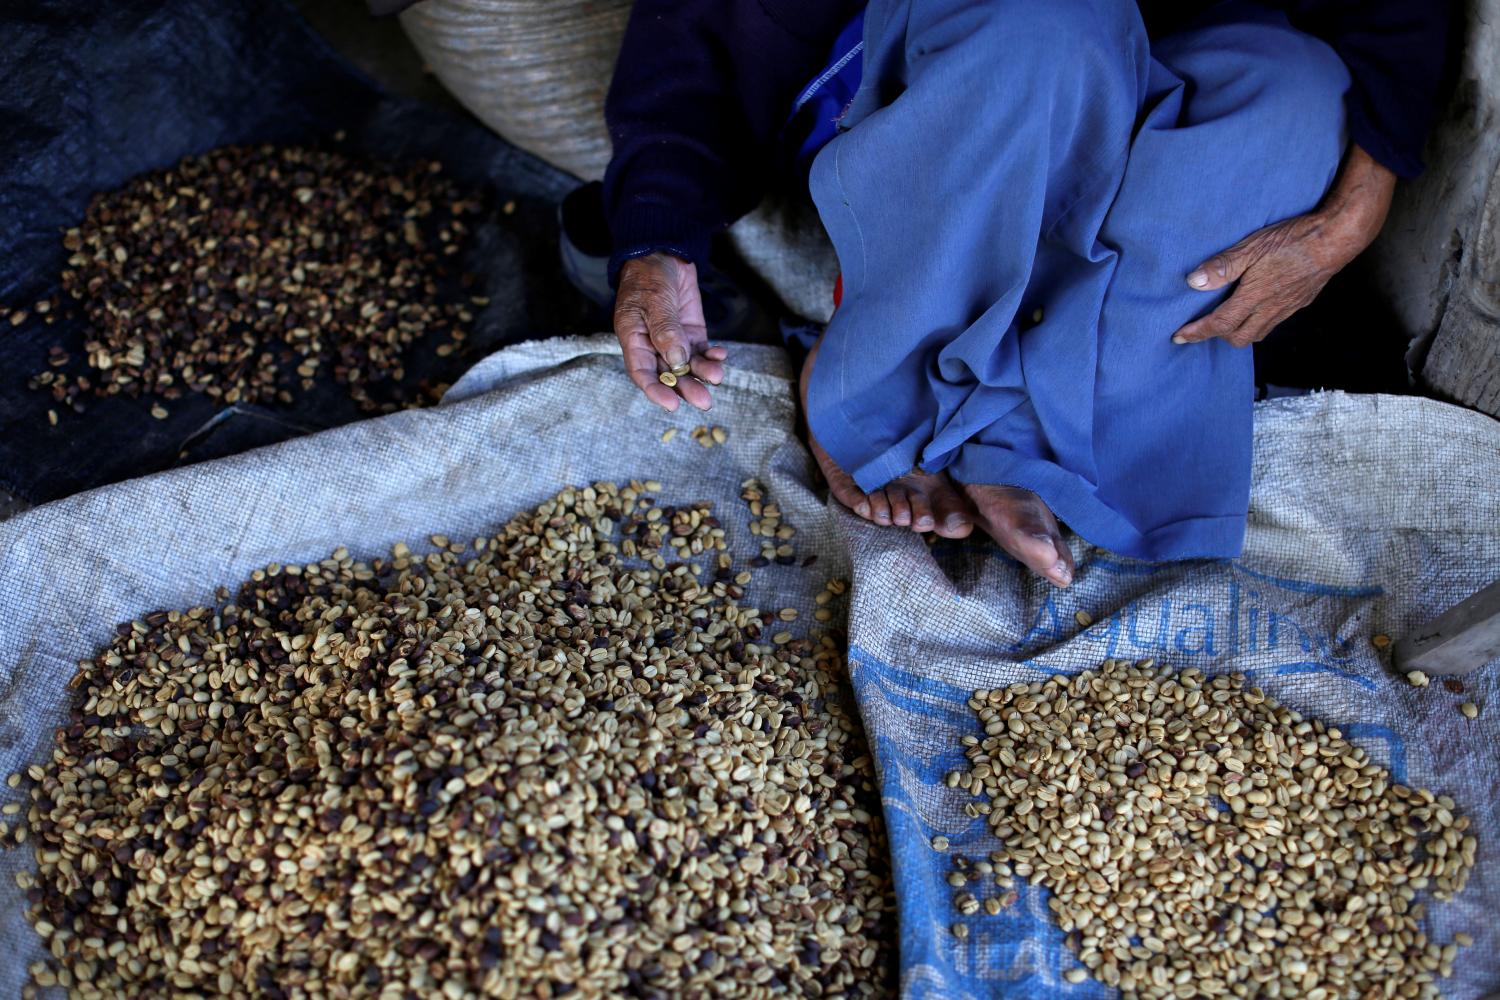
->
[603, 0, 1450, 586]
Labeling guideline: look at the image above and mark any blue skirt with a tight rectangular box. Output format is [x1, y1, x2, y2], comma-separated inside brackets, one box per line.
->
[803, 0, 1350, 561]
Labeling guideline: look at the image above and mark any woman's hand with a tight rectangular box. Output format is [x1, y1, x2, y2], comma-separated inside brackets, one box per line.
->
[613, 252, 727, 410]
[1172, 144, 1397, 348]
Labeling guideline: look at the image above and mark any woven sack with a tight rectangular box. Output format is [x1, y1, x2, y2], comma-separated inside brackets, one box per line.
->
[399, 0, 631, 182]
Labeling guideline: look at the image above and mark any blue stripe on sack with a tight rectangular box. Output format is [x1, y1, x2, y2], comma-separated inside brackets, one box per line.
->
[1229, 563, 1384, 598]
[926, 542, 1385, 599]
[1079, 553, 1172, 576]
[849, 646, 978, 725]
[1242, 659, 1380, 691]
[849, 645, 1077, 721]
[1339, 723, 1409, 782]
[872, 730, 1105, 996]
[856, 643, 1384, 702]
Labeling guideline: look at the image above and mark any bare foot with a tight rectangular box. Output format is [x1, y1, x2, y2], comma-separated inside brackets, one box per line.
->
[958, 483, 1074, 587]
[877, 469, 974, 536]
[800, 338, 972, 537]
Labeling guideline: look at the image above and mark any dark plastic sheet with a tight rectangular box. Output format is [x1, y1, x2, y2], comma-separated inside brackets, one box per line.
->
[0, 0, 600, 504]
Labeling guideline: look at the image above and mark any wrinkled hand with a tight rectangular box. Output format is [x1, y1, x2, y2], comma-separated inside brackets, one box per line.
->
[613, 252, 727, 411]
[1173, 145, 1397, 348]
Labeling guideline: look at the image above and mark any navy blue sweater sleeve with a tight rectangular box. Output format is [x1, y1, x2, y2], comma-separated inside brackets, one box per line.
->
[602, 0, 860, 282]
[1286, 0, 1453, 178]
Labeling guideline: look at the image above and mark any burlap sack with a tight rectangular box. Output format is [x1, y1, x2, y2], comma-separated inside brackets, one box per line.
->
[0, 336, 851, 996]
[399, 0, 631, 183]
[400, 0, 842, 322]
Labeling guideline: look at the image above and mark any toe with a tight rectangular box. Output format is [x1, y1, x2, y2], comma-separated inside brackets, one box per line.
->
[1005, 502, 1072, 587]
[866, 489, 893, 525]
[940, 515, 975, 540]
[907, 491, 935, 532]
[832, 477, 870, 520]
[817, 451, 869, 518]
[962, 484, 1072, 586]
[926, 476, 974, 539]
[887, 485, 913, 526]
[1046, 531, 1075, 586]
[1006, 531, 1070, 587]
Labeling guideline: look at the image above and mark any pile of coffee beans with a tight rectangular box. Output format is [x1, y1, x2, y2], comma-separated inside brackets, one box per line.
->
[26, 143, 481, 417]
[4, 482, 895, 999]
[955, 659, 1477, 999]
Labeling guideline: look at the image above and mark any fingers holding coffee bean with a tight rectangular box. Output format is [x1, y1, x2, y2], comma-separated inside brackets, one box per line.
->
[614, 252, 725, 412]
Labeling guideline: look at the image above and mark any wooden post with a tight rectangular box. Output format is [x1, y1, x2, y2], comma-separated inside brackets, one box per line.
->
[1392, 579, 1500, 676]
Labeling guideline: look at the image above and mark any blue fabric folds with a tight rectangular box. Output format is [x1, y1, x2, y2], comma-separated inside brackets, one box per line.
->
[805, 0, 1350, 561]
[787, 10, 868, 178]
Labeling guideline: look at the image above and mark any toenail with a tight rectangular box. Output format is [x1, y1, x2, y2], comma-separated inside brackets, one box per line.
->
[1052, 560, 1073, 584]
[855, 502, 870, 518]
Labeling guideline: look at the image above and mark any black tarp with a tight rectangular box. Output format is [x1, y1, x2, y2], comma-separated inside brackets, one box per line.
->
[0, 0, 598, 504]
